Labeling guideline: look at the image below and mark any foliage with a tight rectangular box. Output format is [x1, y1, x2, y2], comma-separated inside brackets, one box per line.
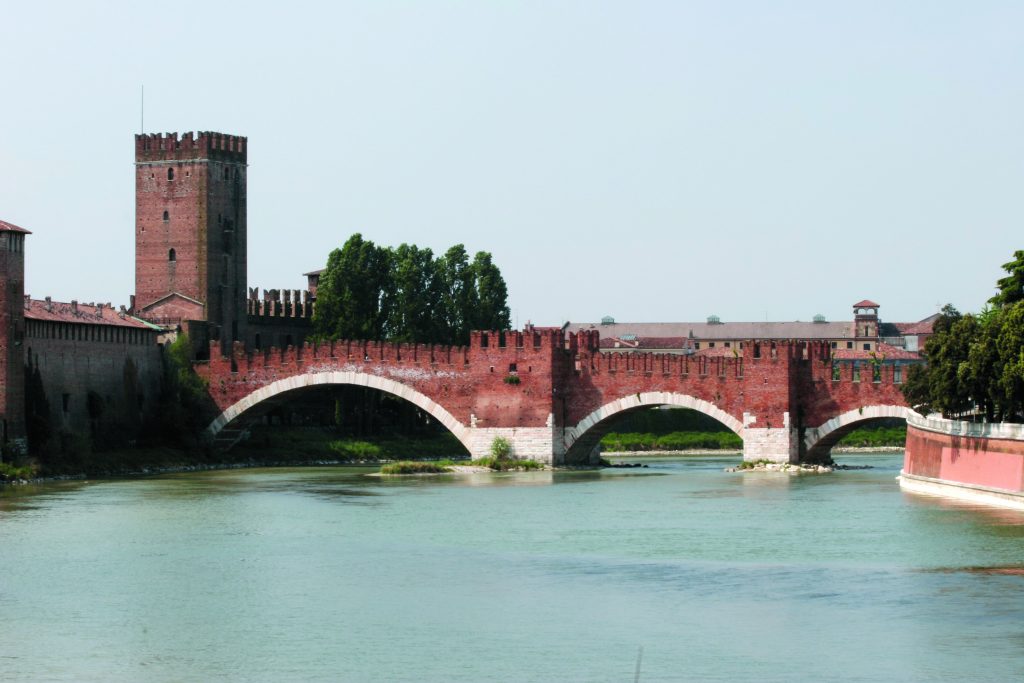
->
[604, 407, 735, 434]
[736, 459, 773, 470]
[503, 374, 521, 385]
[835, 425, 906, 448]
[232, 426, 469, 462]
[490, 436, 512, 459]
[472, 456, 544, 471]
[0, 462, 37, 481]
[312, 234, 511, 345]
[903, 252, 1024, 422]
[312, 234, 392, 341]
[600, 431, 742, 451]
[147, 334, 210, 447]
[990, 250, 1024, 309]
[380, 460, 453, 474]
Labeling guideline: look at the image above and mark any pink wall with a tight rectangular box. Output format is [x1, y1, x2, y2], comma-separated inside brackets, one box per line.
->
[905, 424, 1024, 493]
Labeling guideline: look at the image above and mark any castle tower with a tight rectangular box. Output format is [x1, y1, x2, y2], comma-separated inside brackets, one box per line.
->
[134, 132, 248, 348]
[0, 220, 29, 458]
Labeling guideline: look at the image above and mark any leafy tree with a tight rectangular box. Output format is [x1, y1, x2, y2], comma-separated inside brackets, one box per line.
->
[313, 234, 392, 340]
[990, 250, 1024, 309]
[470, 251, 511, 331]
[995, 301, 1024, 420]
[903, 252, 1024, 422]
[437, 244, 478, 345]
[313, 236, 512, 345]
[384, 243, 443, 343]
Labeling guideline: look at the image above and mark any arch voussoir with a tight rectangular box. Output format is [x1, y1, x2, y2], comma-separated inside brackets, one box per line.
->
[205, 371, 472, 453]
[804, 405, 915, 456]
[564, 391, 744, 456]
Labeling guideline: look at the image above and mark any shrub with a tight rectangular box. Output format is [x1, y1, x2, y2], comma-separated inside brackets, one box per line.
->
[503, 374, 521, 385]
[490, 436, 512, 459]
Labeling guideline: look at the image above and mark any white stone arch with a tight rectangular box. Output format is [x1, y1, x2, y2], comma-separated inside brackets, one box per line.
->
[205, 370, 472, 452]
[564, 391, 744, 454]
[803, 405, 914, 455]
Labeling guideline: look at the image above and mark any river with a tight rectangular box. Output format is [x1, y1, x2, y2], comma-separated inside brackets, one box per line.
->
[2, 453, 1023, 682]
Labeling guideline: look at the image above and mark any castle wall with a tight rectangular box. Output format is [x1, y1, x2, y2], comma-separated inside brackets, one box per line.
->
[24, 317, 163, 443]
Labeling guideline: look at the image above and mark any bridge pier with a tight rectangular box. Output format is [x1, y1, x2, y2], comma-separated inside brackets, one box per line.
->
[464, 416, 563, 465]
[741, 412, 799, 464]
[742, 427, 799, 463]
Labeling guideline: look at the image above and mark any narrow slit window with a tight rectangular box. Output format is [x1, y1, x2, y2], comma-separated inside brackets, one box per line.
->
[167, 167, 174, 181]
[168, 248, 176, 262]
[162, 210, 169, 222]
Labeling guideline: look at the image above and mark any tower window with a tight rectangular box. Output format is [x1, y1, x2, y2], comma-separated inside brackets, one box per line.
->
[167, 168, 174, 181]
[224, 168, 229, 180]
[162, 210, 169, 222]
[169, 248, 176, 262]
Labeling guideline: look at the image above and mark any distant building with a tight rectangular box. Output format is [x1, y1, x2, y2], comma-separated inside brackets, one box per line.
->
[564, 301, 934, 362]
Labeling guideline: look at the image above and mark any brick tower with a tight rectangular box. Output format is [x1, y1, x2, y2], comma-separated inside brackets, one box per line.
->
[0, 220, 29, 459]
[134, 132, 248, 348]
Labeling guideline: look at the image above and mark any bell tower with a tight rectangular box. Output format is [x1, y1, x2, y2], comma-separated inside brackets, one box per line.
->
[134, 131, 248, 348]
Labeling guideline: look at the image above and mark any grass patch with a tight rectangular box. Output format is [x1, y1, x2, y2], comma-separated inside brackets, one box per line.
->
[836, 425, 906, 448]
[471, 456, 544, 471]
[233, 427, 470, 462]
[380, 461, 453, 474]
[601, 431, 742, 451]
[735, 459, 773, 470]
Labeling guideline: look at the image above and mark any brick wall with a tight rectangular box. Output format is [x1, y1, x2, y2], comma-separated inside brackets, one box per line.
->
[25, 325, 163, 443]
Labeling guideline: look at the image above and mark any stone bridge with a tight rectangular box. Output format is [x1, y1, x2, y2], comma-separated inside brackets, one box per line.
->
[194, 327, 914, 465]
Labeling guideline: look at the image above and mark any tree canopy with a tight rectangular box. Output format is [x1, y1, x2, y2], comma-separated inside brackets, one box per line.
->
[312, 234, 511, 345]
[903, 253, 1024, 422]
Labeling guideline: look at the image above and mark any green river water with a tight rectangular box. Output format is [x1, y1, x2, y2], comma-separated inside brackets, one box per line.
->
[1, 453, 1023, 682]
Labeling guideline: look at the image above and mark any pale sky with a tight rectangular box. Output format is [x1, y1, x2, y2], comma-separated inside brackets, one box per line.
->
[2, 1, 1021, 327]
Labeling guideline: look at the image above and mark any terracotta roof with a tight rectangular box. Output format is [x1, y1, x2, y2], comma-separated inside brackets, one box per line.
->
[303, 268, 325, 277]
[24, 298, 157, 329]
[853, 299, 880, 308]
[831, 342, 922, 361]
[892, 313, 938, 336]
[0, 219, 31, 234]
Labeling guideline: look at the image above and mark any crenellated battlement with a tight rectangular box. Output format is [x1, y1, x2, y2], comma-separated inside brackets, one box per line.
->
[246, 287, 313, 320]
[135, 131, 247, 163]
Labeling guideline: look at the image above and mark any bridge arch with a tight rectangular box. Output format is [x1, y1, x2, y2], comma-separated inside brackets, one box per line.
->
[205, 371, 472, 453]
[803, 405, 915, 461]
[563, 392, 744, 465]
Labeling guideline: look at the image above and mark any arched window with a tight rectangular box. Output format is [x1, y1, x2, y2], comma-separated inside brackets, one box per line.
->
[168, 248, 176, 262]
[167, 167, 174, 181]
[162, 210, 169, 222]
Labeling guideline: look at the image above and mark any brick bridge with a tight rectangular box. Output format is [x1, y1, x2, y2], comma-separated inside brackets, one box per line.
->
[194, 327, 913, 465]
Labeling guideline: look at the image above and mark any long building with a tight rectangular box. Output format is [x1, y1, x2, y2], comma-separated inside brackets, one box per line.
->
[565, 301, 934, 363]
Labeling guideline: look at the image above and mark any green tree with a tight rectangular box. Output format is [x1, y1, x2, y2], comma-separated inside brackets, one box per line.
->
[990, 250, 1024, 309]
[470, 251, 511, 331]
[384, 243, 443, 342]
[313, 236, 512, 345]
[313, 234, 392, 340]
[995, 300, 1024, 421]
[437, 244, 478, 345]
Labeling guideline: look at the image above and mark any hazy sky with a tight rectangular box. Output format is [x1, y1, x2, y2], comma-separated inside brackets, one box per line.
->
[2, 1, 1021, 327]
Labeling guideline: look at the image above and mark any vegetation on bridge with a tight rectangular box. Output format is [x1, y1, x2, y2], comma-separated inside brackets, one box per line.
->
[903, 251, 1024, 422]
[312, 233, 511, 345]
